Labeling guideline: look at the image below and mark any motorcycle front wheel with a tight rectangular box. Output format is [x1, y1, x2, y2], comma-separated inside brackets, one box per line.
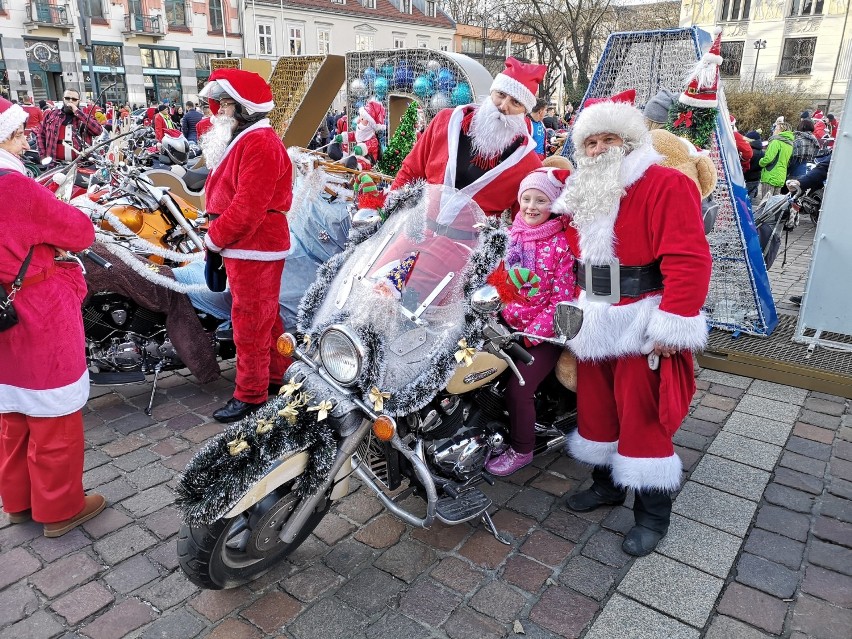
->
[177, 480, 330, 589]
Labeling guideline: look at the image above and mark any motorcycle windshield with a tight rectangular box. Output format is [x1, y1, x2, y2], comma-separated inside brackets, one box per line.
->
[307, 184, 488, 397]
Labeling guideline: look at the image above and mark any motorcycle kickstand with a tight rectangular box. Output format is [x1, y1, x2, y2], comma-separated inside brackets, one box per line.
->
[145, 363, 163, 417]
[481, 511, 511, 546]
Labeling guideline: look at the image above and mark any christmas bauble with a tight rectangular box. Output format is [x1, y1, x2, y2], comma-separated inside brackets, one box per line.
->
[413, 75, 435, 98]
[380, 63, 395, 80]
[430, 92, 450, 110]
[349, 78, 368, 97]
[374, 76, 389, 97]
[450, 82, 472, 106]
[363, 67, 377, 84]
[426, 59, 441, 75]
[436, 68, 456, 92]
[394, 64, 415, 89]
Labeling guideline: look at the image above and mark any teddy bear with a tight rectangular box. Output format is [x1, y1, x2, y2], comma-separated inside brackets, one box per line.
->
[650, 128, 717, 199]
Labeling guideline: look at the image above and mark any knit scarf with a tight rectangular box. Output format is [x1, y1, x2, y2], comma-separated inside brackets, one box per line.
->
[506, 214, 567, 271]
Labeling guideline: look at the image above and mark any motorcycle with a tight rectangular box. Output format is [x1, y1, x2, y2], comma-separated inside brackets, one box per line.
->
[176, 184, 582, 589]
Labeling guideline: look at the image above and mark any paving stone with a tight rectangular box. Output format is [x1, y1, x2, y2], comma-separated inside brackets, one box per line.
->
[530, 470, 575, 496]
[505, 487, 555, 521]
[312, 513, 356, 546]
[743, 528, 805, 570]
[584, 593, 699, 639]
[138, 569, 198, 610]
[773, 466, 824, 495]
[528, 586, 600, 638]
[239, 590, 303, 634]
[698, 369, 752, 388]
[763, 482, 815, 513]
[397, 579, 462, 627]
[81, 507, 133, 539]
[181, 421, 224, 444]
[127, 464, 173, 491]
[793, 421, 835, 444]
[94, 477, 138, 504]
[834, 457, 852, 482]
[809, 391, 846, 404]
[373, 539, 436, 583]
[801, 564, 852, 607]
[813, 514, 852, 548]
[829, 477, 852, 501]
[0, 546, 41, 589]
[735, 552, 800, 598]
[755, 504, 812, 541]
[146, 537, 180, 570]
[502, 554, 552, 593]
[716, 582, 788, 634]
[804, 396, 846, 416]
[279, 563, 342, 603]
[704, 615, 774, 639]
[469, 579, 526, 623]
[690, 406, 729, 424]
[690, 455, 771, 501]
[558, 555, 618, 601]
[0, 582, 39, 627]
[579, 528, 630, 568]
[672, 429, 710, 452]
[680, 417, 723, 438]
[488, 509, 537, 540]
[144, 506, 182, 540]
[150, 438, 190, 458]
[353, 514, 406, 548]
[410, 521, 473, 551]
[94, 525, 158, 565]
[820, 493, 852, 523]
[364, 612, 435, 639]
[189, 586, 254, 622]
[84, 426, 120, 447]
[336, 566, 405, 615]
[51, 581, 115, 625]
[736, 394, 801, 423]
[102, 555, 161, 594]
[205, 618, 263, 639]
[519, 529, 574, 566]
[120, 485, 175, 518]
[707, 432, 782, 472]
[160, 449, 195, 472]
[673, 482, 757, 537]
[100, 435, 148, 458]
[548, 456, 592, 480]
[333, 489, 383, 524]
[708, 382, 746, 399]
[786, 435, 833, 461]
[83, 449, 112, 472]
[111, 412, 156, 435]
[431, 557, 486, 595]
[442, 608, 506, 639]
[749, 379, 809, 405]
[0, 609, 65, 639]
[799, 409, 842, 430]
[675, 445, 702, 473]
[541, 509, 593, 543]
[286, 535, 330, 565]
[82, 464, 122, 490]
[723, 411, 794, 447]
[700, 393, 737, 411]
[601, 505, 635, 535]
[30, 528, 92, 563]
[30, 552, 102, 597]
[792, 594, 852, 639]
[503, 464, 541, 486]
[656, 514, 742, 578]
[457, 529, 513, 569]
[809, 539, 852, 576]
[480, 480, 523, 506]
[138, 608, 206, 639]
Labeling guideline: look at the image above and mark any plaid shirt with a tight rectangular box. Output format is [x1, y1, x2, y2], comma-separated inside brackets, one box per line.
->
[36, 107, 103, 160]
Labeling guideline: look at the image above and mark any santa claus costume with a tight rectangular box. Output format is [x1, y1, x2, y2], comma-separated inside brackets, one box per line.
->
[391, 56, 545, 217]
[556, 90, 712, 556]
[199, 69, 293, 423]
[329, 100, 384, 170]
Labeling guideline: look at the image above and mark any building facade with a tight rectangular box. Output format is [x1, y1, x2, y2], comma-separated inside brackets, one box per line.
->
[681, 0, 851, 112]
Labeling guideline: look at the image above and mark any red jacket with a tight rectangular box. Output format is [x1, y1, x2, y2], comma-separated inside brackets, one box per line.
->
[203, 121, 292, 260]
[154, 112, 176, 142]
[733, 131, 753, 172]
[22, 104, 43, 131]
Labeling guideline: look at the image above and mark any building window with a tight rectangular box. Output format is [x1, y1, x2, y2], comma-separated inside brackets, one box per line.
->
[331, 0, 345, 4]
[257, 22, 274, 55]
[288, 25, 303, 55]
[140, 47, 179, 69]
[393, 36, 406, 49]
[163, 0, 186, 26]
[438, 39, 451, 52]
[720, 41, 744, 77]
[317, 28, 331, 55]
[362, 0, 376, 7]
[194, 49, 227, 92]
[355, 34, 373, 51]
[81, 0, 105, 18]
[790, 0, 824, 16]
[461, 37, 482, 55]
[719, 0, 750, 21]
[209, 0, 223, 31]
[779, 37, 817, 75]
[425, 0, 436, 17]
[417, 37, 429, 48]
[400, 0, 411, 14]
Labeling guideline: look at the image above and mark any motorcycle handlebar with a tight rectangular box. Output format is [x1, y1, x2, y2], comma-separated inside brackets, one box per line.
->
[506, 341, 534, 365]
[81, 249, 112, 269]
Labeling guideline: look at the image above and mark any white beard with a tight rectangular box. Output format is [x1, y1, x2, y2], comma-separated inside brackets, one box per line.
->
[355, 122, 375, 143]
[200, 115, 236, 170]
[469, 98, 528, 159]
[560, 146, 627, 229]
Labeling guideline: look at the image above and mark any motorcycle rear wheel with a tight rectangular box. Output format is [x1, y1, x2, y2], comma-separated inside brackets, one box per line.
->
[177, 481, 330, 590]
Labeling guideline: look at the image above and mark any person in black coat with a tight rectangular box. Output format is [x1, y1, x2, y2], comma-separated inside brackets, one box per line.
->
[787, 152, 831, 194]
[743, 131, 764, 201]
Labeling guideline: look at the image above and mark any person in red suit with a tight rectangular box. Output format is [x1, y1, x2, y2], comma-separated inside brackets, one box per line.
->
[199, 69, 294, 423]
[21, 95, 43, 134]
[391, 56, 545, 218]
[556, 89, 712, 557]
[328, 99, 384, 170]
[729, 115, 752, 173]
[0, 97, 106, 537]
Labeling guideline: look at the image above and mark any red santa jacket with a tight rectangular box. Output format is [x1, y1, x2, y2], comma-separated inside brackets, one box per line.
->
[339, 130, 379, 170]
[391, 106, 542, 216]
[0, 168, 94, 417]
[203, 120, 292, 260]
[557, 144, 712, 362]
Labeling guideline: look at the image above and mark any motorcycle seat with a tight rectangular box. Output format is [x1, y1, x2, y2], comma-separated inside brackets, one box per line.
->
[184, 168, 209, 193]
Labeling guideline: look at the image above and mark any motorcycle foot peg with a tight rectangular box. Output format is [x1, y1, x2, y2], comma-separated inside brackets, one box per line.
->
[480, 472, 496, 486]
[444, 484, 460, 499]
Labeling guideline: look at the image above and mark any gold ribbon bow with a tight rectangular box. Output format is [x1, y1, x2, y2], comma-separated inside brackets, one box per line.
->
[145, 263, 161, 274]
[280, 378, 303, 398]
[277, 401, 299, 425]
[368, 387, 391, 412]
[255, 417, 275, 435]
[454, 338, 476, 368]
[227, 434, 250, 456]
[302, 334, 312, 348]
[307, 399, 334, 422]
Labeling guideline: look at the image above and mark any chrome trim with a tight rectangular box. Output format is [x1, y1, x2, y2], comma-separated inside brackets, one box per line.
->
[318, 324, 366, 387]
[414, 271, 454, 319]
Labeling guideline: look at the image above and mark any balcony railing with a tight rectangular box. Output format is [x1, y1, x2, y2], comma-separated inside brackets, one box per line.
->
[25, 1, 73, 29]
[124, 13, 166, 37]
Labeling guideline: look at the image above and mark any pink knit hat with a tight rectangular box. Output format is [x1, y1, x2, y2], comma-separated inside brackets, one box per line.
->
[517, 167, 571, 205]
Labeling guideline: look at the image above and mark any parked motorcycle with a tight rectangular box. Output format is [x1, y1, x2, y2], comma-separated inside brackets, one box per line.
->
[176, 184, 582, 589]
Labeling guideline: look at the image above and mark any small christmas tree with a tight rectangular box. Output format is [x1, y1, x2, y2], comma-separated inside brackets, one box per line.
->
[376, 101, 418, 176]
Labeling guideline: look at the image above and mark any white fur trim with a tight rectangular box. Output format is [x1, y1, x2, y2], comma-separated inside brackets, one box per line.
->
[703, 53, 723, 65]
[204, 234, 222, 252]
[208, 119, 272, 176]
[220, 248, 290, 261]
[678, 94, 718, 109]
[572, 102, 649, 157]
[568, 293, 664, 361]
[490, 73, 536, 112]
[566, 430, 618, 466]
[207, 78, 275, 115]
[0, 103, 28, 145]
[359, 106, 386, 132]
[646, 307, 709, 352]
[611, 451, 683, 491]
[0, 371, 89, 418]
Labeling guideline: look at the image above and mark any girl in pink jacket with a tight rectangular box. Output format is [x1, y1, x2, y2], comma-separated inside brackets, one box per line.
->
[486, 167, 576, 476]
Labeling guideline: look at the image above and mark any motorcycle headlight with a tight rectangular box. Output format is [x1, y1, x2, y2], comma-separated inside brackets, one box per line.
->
[319, 325, 364, 386]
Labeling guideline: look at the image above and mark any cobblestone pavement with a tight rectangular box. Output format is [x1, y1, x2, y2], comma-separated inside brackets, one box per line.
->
[2, 220, 850, 639]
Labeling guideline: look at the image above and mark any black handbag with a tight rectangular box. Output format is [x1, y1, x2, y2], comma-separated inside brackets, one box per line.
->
[0, 247, 35, 333]
[204, 250, 227, 292]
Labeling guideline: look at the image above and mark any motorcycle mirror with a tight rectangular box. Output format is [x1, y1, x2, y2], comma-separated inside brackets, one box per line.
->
[351, 207, 382, 228]
[554, 302, 583, 340]
[471, 285, 502, 314]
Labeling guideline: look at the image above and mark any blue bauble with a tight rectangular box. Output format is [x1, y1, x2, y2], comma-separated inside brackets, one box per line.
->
[394, 64, 415, 89]
[450, 82, 472, 106]
[363, 67, 377, 84]
[413, 75, 434, 98]
[436, 68, 456, 92]
[354, 100, 365, 110]
[380, 63, 395, 80]
[374, 76, 389, 97]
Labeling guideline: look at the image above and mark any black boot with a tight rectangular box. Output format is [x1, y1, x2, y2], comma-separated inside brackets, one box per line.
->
[565, 466, 626, 512]
[212, 398, 264, 424]
[622, 490, 672, 557]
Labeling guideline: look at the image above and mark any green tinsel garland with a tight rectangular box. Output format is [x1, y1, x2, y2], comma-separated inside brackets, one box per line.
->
[375, 102, 419, 176]
[666, 102, 718, 150]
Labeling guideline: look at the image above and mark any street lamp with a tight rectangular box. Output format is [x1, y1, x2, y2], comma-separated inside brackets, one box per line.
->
[751, 39, 767, 91]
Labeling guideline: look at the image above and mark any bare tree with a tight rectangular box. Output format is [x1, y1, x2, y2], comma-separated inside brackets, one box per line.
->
[439, 0, 485, 24]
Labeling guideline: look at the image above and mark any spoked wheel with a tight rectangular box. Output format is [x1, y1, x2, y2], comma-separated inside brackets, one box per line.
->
[177, 480, 330, 589]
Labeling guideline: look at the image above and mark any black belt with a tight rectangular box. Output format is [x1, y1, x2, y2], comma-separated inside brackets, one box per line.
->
[426, 218, 478, 241]
[575, 260, 663, 299]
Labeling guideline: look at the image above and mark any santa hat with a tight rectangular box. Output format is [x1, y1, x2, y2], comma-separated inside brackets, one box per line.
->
[517, 167, 571, 206]
[199, 68, 275, 115]
[571, 89, 648, 157]
[490, 57, 547, 113]
[0, 97, 27, 144]
[359, 99, 386, 132]
[680, 27, 723, 109]
[355, 174, 387, 218]
[729, 114, 737, 130]
[813, 110, 825, 121]
[376, 252, 419, 298]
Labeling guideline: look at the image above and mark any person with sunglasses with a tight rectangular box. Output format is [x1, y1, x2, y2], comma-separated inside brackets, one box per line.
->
[35, 88, 102, 164]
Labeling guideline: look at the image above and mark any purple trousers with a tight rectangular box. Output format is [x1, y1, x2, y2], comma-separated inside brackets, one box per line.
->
[505, 342, 562, 454]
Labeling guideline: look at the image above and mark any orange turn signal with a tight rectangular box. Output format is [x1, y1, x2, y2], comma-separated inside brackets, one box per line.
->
[276, 333, 297, 358]
[372, 415, 397, 442]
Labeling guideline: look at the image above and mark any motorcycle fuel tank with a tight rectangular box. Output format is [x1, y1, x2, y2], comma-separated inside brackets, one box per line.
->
[445, 351, 508, 395]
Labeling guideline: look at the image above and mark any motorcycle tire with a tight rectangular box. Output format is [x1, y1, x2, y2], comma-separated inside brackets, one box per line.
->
[177, 480, 330, 590]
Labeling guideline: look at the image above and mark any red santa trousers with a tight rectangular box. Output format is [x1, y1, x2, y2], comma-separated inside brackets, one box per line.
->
[226, 257, 287, 404]
[574, 352, 695, 492]
[0, 411, 86, 523]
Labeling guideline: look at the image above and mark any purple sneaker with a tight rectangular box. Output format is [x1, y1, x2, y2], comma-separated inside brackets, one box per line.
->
[485, 447, 534, 476]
